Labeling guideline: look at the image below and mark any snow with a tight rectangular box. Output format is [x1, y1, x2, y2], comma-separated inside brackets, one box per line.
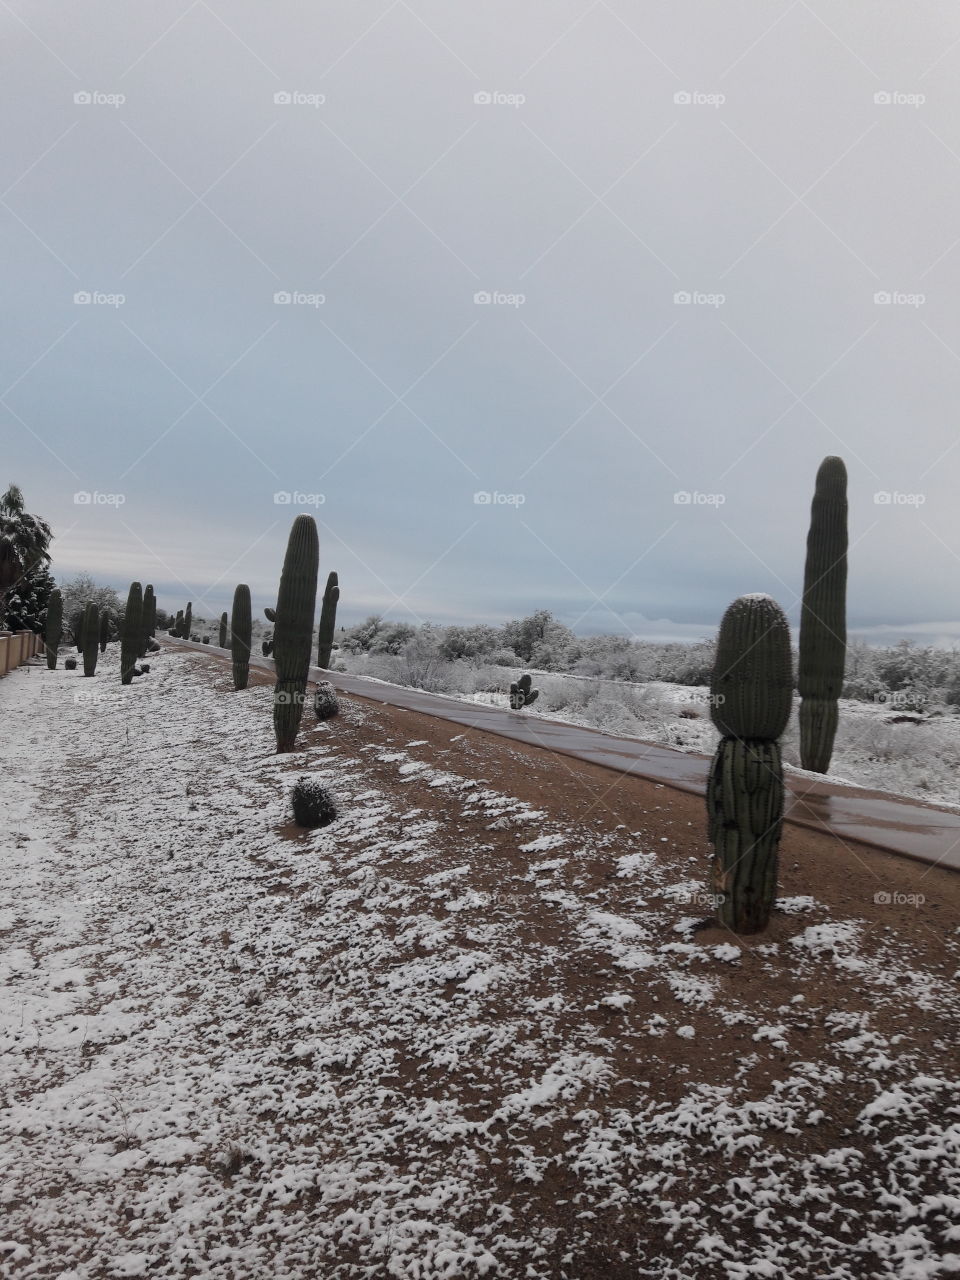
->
[1, 647, 958, 1278]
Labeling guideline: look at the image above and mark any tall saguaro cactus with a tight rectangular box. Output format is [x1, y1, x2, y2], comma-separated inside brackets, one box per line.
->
[799, 456, 848, 773]
[140, 585, 156, 657]
[82, 602, 100, 676]
[316, 571, 339, 668]
[183, 602, 192, 640]
[174, 609, 184, 637]
[272, 515, 319, 751]
[218, 612, 228, 648]
[707, 594, 793, 934]
[99, 610, 110, 653]
[230, 584, 252, 691]
[121, 583, 143, 685]
[45, 588, 63, 669]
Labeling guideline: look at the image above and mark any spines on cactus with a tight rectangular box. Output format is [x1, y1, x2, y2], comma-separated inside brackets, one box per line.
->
[509, 673, 539, 710]
[272, 515, 320, 751]
[218, 612, 228, 648]
[121, 583, 143, 685]
[82, 602, 100, 676]
[230, 584, 252, 691]
[317, 571, 339, 668]
[798, 456, 847, 773]
[706, 594, 793, 934]
[45, 588, 63, 669]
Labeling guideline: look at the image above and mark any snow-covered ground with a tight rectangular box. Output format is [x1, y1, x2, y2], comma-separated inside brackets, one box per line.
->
[1, 648, 958, 1278]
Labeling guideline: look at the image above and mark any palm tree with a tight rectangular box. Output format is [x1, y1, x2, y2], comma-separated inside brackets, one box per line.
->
[0, 485, 53, 628]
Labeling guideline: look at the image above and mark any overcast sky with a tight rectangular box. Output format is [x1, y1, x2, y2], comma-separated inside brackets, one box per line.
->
[3, 1, 960, 643]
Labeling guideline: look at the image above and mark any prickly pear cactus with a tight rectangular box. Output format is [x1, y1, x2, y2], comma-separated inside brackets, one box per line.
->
[509, 673, 540, 710]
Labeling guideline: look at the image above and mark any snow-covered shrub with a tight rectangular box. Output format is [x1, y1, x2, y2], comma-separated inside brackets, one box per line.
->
[290, 777, 337, 828]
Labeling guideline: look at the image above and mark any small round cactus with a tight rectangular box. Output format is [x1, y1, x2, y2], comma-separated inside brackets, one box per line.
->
[290, 776, 337, 828]
[313, 681, 339, 721]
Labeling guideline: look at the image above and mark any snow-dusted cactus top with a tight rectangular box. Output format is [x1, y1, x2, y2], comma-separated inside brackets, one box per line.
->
[710, 594, 793, 740]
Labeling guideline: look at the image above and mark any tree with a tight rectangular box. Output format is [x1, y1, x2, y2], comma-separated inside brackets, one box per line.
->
[502, 610, 575, 665]
[4, 563, 56, 632]
[58, 572, 123, 637]
[0, 485, 53, 627]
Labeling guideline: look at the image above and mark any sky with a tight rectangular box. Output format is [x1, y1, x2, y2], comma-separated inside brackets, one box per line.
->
[3, 1, 960, 644]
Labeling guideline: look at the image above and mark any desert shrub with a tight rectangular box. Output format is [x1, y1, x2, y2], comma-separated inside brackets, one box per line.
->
[291, 777, 337, 828]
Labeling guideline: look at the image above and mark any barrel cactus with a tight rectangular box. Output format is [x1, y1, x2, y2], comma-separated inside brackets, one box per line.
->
[231, 584, 252, 691]
[64, 657, 77, 670]
[316, 572, 339, 668]
[290, 776, 337, 828]
[272, 515, 319, 751]
[509, 673, 539, 710]
[798, 456, 847, 773]
[313, 680, 339, 721]
[45, 588, 63, 669]
[706, 594, 793, 934]
[82, 602, 100, 676]
[121, 582, 143, 685]
[218, 612, 228, 648]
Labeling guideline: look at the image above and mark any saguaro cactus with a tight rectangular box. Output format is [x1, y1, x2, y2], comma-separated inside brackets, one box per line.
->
[707, 594, 793, 934]
[174, 609, 184, 637]
[70, 609, 84, 652]
[45, 588, 63, 669]
[218, 612, 228, 648]
[183, 602, 192, 641]
[799, 456, 848, 774]
[121, 583, 143, 685]
[82, 602, 100, 676]
[272, 515, 319, 751]
[140, 585, 155, 657]
[99, 610, 110, 652]
[231, 584, 252, 691]
[316, 571, 339, 668]
[509, 673, 539, 710]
